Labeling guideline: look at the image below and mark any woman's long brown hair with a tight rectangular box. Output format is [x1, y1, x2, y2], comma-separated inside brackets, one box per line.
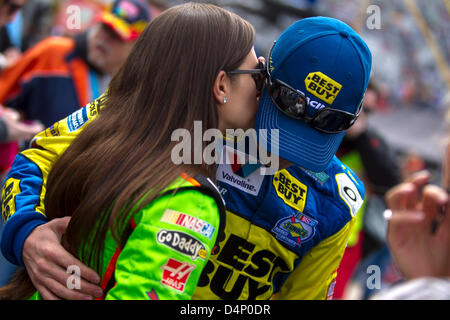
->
[0, 2, 255, 299]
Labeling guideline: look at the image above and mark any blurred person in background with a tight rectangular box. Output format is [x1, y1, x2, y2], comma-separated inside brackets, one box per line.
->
[0, 0, 43, 292]
[0, 0, 150, 289]
[0, 0, 151, 129]
[343, 105, 450, 300]
[0, 0, 43, 184]
[333, 80, 402, 299]
[371, 142, 450, 299]
[0, 0, 44, 176]
[0, 0, 27, 70]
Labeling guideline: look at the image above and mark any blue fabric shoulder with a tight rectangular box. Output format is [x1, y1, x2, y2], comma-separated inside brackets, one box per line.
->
[1, 154, 49, 266]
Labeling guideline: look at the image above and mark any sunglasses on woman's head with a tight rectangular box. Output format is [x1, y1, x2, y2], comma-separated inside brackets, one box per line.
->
[265, 41, 363, 134]
[226, 59, 266, 91]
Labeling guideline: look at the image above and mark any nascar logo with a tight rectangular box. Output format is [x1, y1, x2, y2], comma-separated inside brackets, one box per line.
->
[161, 209, 216, 239]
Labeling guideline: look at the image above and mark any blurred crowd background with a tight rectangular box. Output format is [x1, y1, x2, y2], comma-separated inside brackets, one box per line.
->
[7, 0, 447, 176]
[0, 0, 449, 299]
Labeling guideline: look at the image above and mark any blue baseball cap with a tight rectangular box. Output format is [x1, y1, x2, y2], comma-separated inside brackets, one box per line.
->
[255, 17, 372, 172]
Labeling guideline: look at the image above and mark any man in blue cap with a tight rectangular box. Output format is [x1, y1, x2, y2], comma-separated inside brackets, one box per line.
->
[0, 16, 371, 300]
[193, 16, 372, 299]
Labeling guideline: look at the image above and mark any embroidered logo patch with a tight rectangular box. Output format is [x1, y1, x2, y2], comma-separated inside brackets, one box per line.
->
[157, 229, 207, 261]
[161, 258, 196, 292]
[304, 71, 342, 105]
[335, 173, 364, 217]
[272, 212, 318, 248]
[160, 209, 216, 239]
[273, 170, 307, 212]
[67, 107, 89, 132]
[216, 146, 264, 196]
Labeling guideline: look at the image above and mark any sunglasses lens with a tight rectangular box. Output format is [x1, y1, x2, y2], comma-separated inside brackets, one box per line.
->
[312, 109, 354, 132]
[270, 82, 307, 118]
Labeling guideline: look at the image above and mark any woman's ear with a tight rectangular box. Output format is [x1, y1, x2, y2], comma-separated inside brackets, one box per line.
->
[213, 70, 229, 105]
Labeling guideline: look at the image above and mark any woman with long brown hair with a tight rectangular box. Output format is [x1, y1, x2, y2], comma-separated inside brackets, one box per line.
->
[0, 2, 264, 299]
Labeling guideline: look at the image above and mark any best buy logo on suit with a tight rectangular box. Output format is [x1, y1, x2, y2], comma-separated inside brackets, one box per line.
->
[273, 170, 307, 212]
[305, 71, 342, 105]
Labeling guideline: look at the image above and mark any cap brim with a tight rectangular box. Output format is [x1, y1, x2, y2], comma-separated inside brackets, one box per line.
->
[255, 89, 345, 172]
[97, 12, 139, 42]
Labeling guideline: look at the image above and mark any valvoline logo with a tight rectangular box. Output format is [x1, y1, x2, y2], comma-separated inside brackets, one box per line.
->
[229, 151, 261, 179]
[304, 71, 342, 105]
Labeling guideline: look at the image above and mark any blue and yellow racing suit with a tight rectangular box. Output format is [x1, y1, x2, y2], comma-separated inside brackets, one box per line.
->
[1, 96, 365, 300]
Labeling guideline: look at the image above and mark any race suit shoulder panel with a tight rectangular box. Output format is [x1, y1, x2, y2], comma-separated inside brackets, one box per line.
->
[0, 97, 105, 265]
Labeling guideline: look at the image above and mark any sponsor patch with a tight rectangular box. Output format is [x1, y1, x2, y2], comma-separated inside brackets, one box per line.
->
[216, 147, 264, 196]
[161, 258, 196, 292]
[1, 178, 21, 221]
[303, 169, 329, 185]
[67, 107, 89, 132]
[305, 71, 342, 105]
[273, 169, 307, 212]
[335, 173, 363, 217]
[161, 209, 216, 239]
[272, 212, 318, 248]
[157, 229, 207, 260]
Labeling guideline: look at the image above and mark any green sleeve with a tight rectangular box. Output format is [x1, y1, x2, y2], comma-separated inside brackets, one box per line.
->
[105, 188, 221, 300]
